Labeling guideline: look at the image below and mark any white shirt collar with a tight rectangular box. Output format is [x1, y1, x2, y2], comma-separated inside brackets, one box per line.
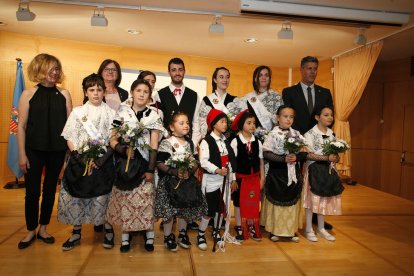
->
[312, 124, 333, 136]
[210, 131, 226, 141]
[169, 84, 185, 93]
[300, 82, 314, 91]
[238, 133, 256, 144]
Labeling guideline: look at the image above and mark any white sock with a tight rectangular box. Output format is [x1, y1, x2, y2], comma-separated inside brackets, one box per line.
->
[163, 219, 174, 236]
[69, 225, 82, 242]
[234, 207, 241, 226]
[317, 214, 325, 231]
[199, 217, 210, 232]
[305, 208, 314, 233]
[178, 218, 187, 232]
[121, 233, 129, 245]
[104, 223, 113, 240]
[146, 230, 154, 244]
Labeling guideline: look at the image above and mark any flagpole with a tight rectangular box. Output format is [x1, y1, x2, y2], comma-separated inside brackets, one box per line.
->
[4, 58, 25, 189]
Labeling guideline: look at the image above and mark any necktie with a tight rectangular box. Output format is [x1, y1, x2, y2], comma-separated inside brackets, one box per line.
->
[307, 86, 313, 114]
[246, 141, 252, 154]
[173, 88, 182, 96]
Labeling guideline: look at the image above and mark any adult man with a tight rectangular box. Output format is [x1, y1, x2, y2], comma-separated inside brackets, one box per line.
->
[154, 57, 201, 146]
[154, 57, 201, 231]
[282, 56, 333, 135]
[282, 56, 334, 230]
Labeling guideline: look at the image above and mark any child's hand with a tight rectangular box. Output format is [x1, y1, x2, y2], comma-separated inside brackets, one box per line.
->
[328, 154, 339, 162]
[285, 153, 297, 163]
[178, 170, 189, 180]
[215, 167, 228, 176]
[144, 172, 154, 184]
[230, 181, 238, 192]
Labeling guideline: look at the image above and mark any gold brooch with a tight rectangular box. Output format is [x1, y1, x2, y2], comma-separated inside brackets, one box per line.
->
[82, 115, 87, 122]
[249, 190, 255, 198]
[251, 97, 256, 103]
[173, 143, 179, 148]
[213, 98, 219, 104]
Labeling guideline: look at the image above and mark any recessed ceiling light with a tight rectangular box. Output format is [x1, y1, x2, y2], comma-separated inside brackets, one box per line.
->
[127, 29, 142, 35]
[0, 22, 7, 26]
[244, 38, 257, 43]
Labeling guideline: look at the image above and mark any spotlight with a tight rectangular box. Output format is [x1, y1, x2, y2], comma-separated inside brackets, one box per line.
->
[91, 7, 108, 27]
[278, 21, 293, 40]
[354, 27, 367, 45]
[209, 15, 224, 34]
[16, 1, 36, 21]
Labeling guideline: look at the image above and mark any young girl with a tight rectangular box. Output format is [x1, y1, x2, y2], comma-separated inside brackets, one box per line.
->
[261, 105, 306, 242]
[198, 67, 242, 139]
[58, 73, 115, 251]
[106, 79, 164, 253]
[303, 106, 343, 242]
[230, 110, 265, 242]
[198, 108, 237, 251]
[154, 112, 207, 251]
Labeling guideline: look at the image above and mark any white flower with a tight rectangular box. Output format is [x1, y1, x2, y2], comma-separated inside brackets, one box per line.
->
[83, 145, 90, 151]
[288, 137, 295, 143]
[332, 141, 344, 148]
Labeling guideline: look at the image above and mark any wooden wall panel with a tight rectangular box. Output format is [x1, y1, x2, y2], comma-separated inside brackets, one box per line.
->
[351, 149, 381, 190]
[349, 81, 383, 149]
[380, 150, 402, 196]
[401, 164, 414, 201]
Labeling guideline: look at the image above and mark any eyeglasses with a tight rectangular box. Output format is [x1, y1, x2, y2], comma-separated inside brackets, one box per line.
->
[104, 68, 117, 73]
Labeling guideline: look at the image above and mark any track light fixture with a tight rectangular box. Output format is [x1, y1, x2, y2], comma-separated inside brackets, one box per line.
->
[354, 27, 367, 45]
[16, 0, 36, 21]
[278, 21, 293, 40]
[209, 15, 224, 34]
[91, 7, 108, 27]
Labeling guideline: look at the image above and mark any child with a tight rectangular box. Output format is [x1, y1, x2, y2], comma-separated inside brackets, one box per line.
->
[230, 110, 265, 242]
[303, 105, 343, 242]
[261, 105, 306, 242]
[154, 111, 207, 251]
[106, 79, 164, 253]
[198, 108, 237, 251]
[58, 73, 115, 251]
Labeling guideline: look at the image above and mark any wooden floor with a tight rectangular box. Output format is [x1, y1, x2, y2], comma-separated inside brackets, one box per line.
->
[1, 183, 414, 276]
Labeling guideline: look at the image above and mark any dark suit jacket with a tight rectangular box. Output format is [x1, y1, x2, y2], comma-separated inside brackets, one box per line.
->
[282, 83, 333, 135]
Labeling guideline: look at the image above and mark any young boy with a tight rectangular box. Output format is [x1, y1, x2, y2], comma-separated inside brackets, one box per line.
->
[197, 109, 237, 251]
[230, 110, 265, 242]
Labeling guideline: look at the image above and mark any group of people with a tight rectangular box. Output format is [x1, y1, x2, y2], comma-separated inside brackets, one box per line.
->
[16, 53, 344, 254]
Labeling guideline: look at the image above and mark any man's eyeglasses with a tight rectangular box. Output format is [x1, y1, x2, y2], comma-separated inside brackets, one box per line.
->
[104, 68, 117, 73]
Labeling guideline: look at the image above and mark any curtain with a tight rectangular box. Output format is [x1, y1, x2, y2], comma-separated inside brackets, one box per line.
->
[333, 41, 383, 176]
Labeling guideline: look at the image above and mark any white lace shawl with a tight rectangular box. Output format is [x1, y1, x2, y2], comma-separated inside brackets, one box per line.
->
[263, 126, 303, 155]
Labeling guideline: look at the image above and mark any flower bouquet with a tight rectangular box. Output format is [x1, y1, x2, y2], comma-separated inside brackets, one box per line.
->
[284, 132, 307, 154]
[78, 138, 107, 176]
[113, 119, 150, 172]
[166, 152, 198, 189]
[255, 128, 270, 143]
[322, 139, 349, 174]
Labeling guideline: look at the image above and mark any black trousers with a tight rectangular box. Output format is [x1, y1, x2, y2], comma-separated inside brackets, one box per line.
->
[24, 148, 66, 231]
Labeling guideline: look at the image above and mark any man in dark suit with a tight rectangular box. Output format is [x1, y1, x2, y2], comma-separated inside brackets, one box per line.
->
[282, 56, 334, 230]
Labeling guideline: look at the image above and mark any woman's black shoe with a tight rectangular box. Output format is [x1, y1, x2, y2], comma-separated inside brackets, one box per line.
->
[62, 228, 81, 251]
[37, 233, 55, 244]
[18, 235, 36, 249]
[94, 224, 104, 232]
[120, 235, 132, 253]
[102, 226, 115, 249]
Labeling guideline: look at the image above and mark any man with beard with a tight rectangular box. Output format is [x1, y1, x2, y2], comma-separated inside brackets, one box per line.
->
[154, 57, 201, 146]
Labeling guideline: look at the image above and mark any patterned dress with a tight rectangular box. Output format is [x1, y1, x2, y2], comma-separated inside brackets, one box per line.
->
[260, 126, 304, 237]
[106, 104, 165, 231]
[154, 136, 207, 222]
[58, 102, 115, 226]
[303, 125, 342, 215]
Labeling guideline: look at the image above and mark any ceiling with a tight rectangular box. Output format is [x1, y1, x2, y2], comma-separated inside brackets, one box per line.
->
[0, 0, 414, 67]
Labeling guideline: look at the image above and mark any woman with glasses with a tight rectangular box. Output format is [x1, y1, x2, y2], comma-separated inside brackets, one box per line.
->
[96, 59, 129, 111]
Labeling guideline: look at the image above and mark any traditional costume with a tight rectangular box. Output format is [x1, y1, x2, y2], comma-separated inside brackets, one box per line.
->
[260, 126, 305, 241]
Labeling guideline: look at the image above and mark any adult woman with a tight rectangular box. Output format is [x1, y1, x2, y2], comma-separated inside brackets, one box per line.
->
[198, 67, 242, 139]
[97, 59, 129, 111]
[58, 73, 116, 251]
[242, 66, 283, 131]
[17, 53, 72, 249]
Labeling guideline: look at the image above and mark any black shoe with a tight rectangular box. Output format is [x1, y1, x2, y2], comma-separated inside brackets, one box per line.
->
[62, 228, 81, 251]
[212, 230, 221, 242]
[36, 233, 55, 244]
[120, 234, 132, 253]
[143, 233, 154, 252]
[197, 231, 207, 251]
[324, 222, 333, 230]
[234, 226, 244, 242]
[178, 230, 191, 249]
[249, 226, 262, 241]
[164, 233, 177, 252]
[187, 221, 199, 230]
[209, 218, 225, 230]
[94, 224, 104, 232]
[102, 226, 114, 249]
[18, 235, 36, 249]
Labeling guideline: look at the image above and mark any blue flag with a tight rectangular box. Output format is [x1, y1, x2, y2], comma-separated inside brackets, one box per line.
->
[7, 60, 25, 179]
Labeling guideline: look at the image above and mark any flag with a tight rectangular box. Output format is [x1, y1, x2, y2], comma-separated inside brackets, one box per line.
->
[7, 60, 25, 179]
